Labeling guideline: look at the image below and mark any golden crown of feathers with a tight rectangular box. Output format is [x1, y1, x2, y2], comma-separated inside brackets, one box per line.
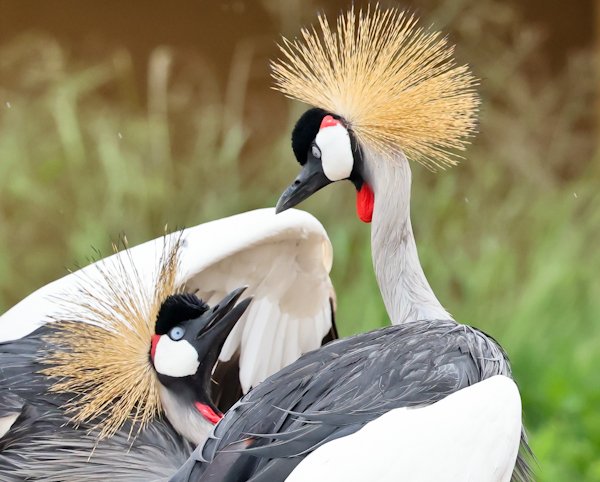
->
[271, 5, 479, 169]
[40, 235, 183, 440]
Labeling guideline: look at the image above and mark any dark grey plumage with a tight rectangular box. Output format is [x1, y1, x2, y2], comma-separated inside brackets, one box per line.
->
[171, 320, 533, 482]
[0, 326, 193, 481]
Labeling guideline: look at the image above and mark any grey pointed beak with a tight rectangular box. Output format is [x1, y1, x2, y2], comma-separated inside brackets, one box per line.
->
[192, 286, 252, 353]
[275, 155, 332, 214]
[184, 288, 252, 410]
[198, 287, 252, 342]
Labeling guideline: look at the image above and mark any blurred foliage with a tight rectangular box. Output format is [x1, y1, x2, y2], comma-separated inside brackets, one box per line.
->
[1, 0, 599, 480]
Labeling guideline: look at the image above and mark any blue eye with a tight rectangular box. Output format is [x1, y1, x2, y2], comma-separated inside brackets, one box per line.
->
[169, 326, 185, 341]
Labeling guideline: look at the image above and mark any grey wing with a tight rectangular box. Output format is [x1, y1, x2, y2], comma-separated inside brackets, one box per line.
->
[171, 320, 530, 481]
[0, 327, 194, 481]
[3, 421, 194, 482]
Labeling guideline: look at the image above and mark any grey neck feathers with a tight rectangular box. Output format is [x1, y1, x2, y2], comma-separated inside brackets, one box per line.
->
[366, 150, 452, 324]
[159, 385, 213, 446]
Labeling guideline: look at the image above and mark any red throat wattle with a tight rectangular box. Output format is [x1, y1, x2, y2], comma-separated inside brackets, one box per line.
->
[356, 184, 374, 223]
[194, 402, 223, 424]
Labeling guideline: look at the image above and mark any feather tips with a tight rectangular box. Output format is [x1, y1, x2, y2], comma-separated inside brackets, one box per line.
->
[39, 234, 183, 440]
[271, 6, 479, 169]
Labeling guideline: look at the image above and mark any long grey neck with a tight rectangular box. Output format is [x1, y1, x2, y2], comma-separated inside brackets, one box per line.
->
[159, 385, 213, 446]
[367, 151, 452, 324]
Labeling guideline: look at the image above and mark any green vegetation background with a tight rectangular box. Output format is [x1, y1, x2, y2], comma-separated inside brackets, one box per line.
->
[0, 0, 598, 479]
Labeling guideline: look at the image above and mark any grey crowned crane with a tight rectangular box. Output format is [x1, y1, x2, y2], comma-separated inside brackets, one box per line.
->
[0, 287, 251, 480]
[171, 7, 532, 482]
[0, 208, 336, 479]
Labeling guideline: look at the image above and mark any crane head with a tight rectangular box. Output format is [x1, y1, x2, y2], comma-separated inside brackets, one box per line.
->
[276, 107, 370, 220]
[150, 288, 251, 428]
[39, 235, 250, 443]
[273, 5, 479, 219]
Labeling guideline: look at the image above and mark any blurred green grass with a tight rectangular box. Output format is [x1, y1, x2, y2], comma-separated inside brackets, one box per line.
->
[1, 0, 600, 480]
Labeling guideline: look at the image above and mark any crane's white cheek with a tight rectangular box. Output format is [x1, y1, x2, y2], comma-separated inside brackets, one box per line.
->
[153, 336, 200, 377]
[316, 125, 354, 182]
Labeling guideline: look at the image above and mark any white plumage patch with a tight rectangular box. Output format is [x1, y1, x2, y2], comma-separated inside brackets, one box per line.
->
[315, 124, 354, 182]
[153, 336, 199, 378]
[287, 375, 522, 482]
[0, 413, 19, 440]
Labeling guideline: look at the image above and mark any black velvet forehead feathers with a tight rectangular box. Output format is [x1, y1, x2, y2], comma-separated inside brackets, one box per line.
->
[291, 107, 327, 165]
[155, 293, 209, 335]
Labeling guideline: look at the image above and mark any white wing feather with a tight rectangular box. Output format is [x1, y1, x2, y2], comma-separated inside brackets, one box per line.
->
[0, 413, 19, 440]
[0, 208, 335, 393]
[287, 375, 522, 482]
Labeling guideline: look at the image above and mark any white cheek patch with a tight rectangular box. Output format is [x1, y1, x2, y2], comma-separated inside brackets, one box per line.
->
[315, 124, 354, 182]
[153, 336, 200, 377]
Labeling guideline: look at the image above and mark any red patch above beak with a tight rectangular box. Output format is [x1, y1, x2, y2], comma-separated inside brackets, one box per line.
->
[356, 183, 374, 223]
[150, 334, 160, 361]
[194, 402, 223, 424]
[320, 115, 340, 129]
